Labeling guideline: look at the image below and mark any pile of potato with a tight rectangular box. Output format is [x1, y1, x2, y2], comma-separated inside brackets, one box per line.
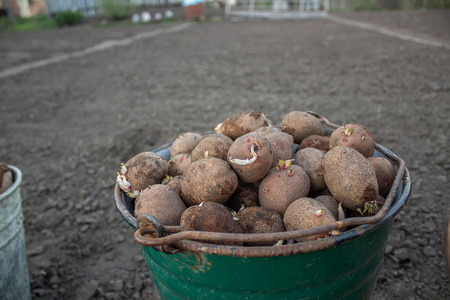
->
[117, 111, 396, 246]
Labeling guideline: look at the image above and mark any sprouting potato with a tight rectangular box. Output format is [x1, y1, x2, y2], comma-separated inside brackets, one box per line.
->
[120, 111, 398, 248]
[116, 152, 168, 198]
[329, 124, 374, 158]
[215, 111, 270, 140]
[255, 127, 294, 168]
[227, 132, 273, 183]
[191, 133, 233, 162]
[284, 197, 336, 242]
[259, 162, 310, 217]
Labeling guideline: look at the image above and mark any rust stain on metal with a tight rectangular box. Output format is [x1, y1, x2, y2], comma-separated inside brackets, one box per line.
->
[190, 252, 212, 273]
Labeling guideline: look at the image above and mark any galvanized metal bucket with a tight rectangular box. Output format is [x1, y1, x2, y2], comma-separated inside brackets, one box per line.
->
[114, 115, 411, 300]
[0, 166, 32, 300]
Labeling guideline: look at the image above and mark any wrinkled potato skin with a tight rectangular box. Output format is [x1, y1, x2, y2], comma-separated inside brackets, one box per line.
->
[134, 184, 186, 226]
[293, 148, 326, 192]
[259, 164, 311, 216]
[191, 134, 233, 162]
[315, 195, 339, 219]
[237, 207, 285, 246]
[368, 156, 396, 198]
[298, 135, 330, 153]
[168, 153, 192, 177]
[257, 128, 294, 167]
[281, 111, 325, 144]
[180, 202, 243, 245]
[330, 124, 374, 158]
[227, 132, 273, 183]
[124, 152, 169, 192]
[170, 132, 203, 157]
[181, 157, 238, 206]
[324, 146, 379, 210]
[216, 111, 270, 140]
[283, 197, 336, 242]
[226, 181, 260, 212]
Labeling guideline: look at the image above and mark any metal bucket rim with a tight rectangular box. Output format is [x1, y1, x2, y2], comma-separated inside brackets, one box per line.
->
[0, 165, 22, 201]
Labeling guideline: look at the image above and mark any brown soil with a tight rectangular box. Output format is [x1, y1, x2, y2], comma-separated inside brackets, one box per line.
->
[0, 9, 449, 300]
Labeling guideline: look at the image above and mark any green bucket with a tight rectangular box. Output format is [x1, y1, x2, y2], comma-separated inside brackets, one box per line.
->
[114, 131, 411, 300]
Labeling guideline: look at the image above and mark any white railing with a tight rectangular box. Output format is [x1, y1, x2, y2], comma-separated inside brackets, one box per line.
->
[225, 0, 330, 18]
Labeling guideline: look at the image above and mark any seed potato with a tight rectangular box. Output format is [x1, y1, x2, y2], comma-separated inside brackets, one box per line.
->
[324, 146, 379, 211]
[215, 111, 270, 140]
[227, 132, 273, 183]
[256, 127, 294, 168]
[293, 148, 326, 192]
[168, 153, 192, 177]
[259, 164, 311, 216]
[368, 156, 396, 198]
[181, 157, 238, 206]
[170, 132, 203, 158]
[226, 181, 260, 212]
[180, 202, 243, 246]
[297, 135, 330, 153]
[118, 152, 169, 196]
[191, 133, 233, 162]
[283, 197, 336, 242]
[315, 195, 339, 219]
[281, 111, 325, 144]
[330, 124, 374, 158]
[134, 184, 186, 226]
[236, 206, 285, 246]
[164, 175, 183, 198]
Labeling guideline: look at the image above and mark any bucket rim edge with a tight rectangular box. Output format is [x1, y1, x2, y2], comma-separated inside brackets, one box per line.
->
[0, 165, 22, 201]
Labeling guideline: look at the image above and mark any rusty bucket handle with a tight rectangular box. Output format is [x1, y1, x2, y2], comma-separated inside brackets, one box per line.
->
[136, 213, 180, 255]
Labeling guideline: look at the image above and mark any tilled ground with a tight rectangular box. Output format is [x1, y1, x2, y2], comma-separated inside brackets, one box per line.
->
[0, 10, 449, 300]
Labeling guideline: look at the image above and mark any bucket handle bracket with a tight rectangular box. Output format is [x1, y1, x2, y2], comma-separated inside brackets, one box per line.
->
[137, 213, 180, 255]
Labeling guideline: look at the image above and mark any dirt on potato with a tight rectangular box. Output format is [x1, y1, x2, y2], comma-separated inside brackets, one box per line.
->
[0, 10, 449, 300]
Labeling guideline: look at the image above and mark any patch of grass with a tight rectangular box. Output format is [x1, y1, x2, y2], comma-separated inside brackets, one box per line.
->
[54, 11, 84, 27]
[0, 14, 57, 32]
[100, 0, 136, 20]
